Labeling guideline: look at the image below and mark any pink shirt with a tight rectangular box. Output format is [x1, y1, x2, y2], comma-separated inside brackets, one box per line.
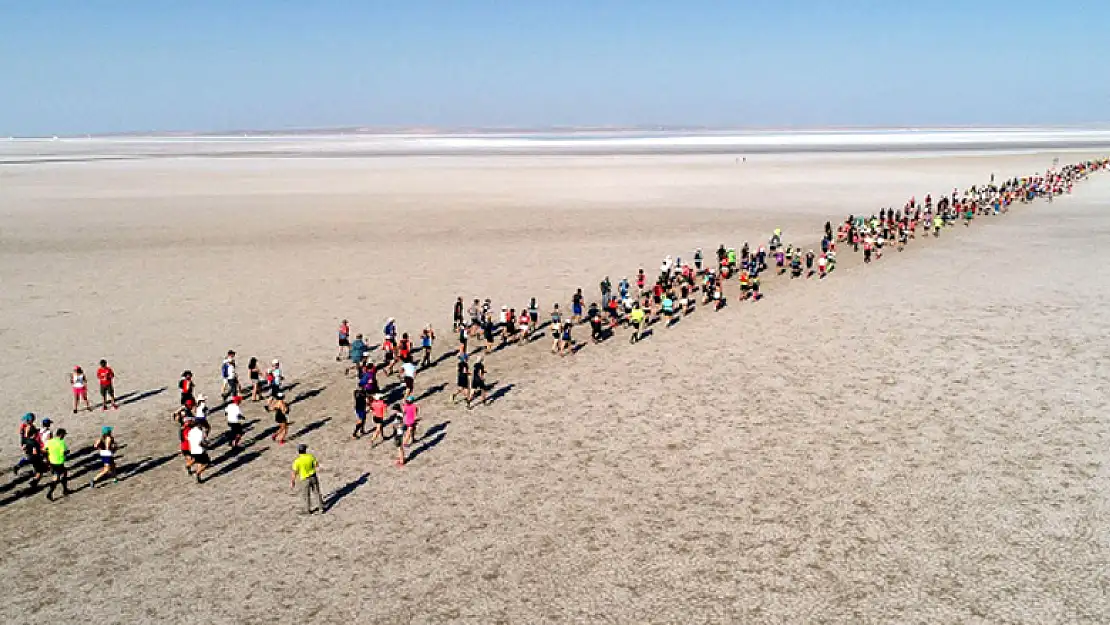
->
[403, 403, 418, 427]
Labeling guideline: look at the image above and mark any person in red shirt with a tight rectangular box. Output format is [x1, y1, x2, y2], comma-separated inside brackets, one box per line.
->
[96, 359, 119, 410]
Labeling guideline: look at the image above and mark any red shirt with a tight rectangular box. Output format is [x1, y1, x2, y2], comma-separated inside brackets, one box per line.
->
[97, 366, 114, 387]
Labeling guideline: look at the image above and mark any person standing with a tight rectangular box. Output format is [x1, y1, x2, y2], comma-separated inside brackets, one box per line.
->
[453, 297, 465, 332]
[71, 366, 92, 413]
[96, 360, 119, 410]
[179, 370, 196, 412]
[368, 392, 387, 445]
[247, 357, 263, 402]
[221, 351, 239, 401]
[347, 334, 367, 376]
[336, 319, 351, 362]
[225, 395, 246, 450]
[291, 444, 324, 514]
[44, 428, 70, 501]
[452, 357, 471, 405]
[89, 426, 118, 488]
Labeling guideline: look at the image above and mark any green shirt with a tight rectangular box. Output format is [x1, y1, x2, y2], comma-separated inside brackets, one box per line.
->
[45, 437, 67, 465]
[292, 453, 317, 480]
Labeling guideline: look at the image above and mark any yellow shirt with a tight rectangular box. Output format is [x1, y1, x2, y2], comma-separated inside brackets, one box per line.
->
[45, 437, 67, 465]
[629, 309, 645, 324]
[292, 453, 317, 480]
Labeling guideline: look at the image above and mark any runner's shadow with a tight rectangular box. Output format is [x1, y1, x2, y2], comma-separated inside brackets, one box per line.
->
[0, 473, 31, 494]
[290, 417, 331, 441]
[432, 351, 455, 367]
[414, 383, 446, 403]
[289, 386, 326, 407]
[485, 383, 514, 405]
[116, 387, 168, 407]
[206, 448, 267, 481]
[116, 451, 179, 481]
[406, 420, 450, 464]
[325, 472, 369, 512]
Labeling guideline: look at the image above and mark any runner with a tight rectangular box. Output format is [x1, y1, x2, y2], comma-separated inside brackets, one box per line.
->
[44, 428, 70, 501]
[221, 350, 239, 401]
[402, 396, 419, 444]
[401, 359, 417, 397]
[89, 426, 118, 488]
[550, 304, 563, 354]
[468, 356, 488, 409]
[12, 413, 46, 486]
[336, 319, 351, 362]
[453, 297, 465, 332]
[628, 303, 646, 343]
[185, 417, 210, 483]
[452, 357, 471, 405]
[572, 289, 584, 324]
[193, 394, 211, 436]
[420, 325, 436, 367]
[96, 359, 119, 410]
[71, 366, 92, 413]
[347, 333, 368, 375]
[368, 392, 387, 445]
[248, 358, 263, 402]
[270, 392, 290, 445]
[291, 444, 324, 514]
[225, 395, 246, 450]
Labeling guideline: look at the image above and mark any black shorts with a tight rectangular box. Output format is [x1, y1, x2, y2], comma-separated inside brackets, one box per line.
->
[228, 422, 245, 436]
[457, 375, 469, 388]
[100, 384, 114, 397]
[471, 378, 486, 392]
[274, 412, 287, 424]
[50, 463, 66, 477]
[394, 427, 405, 447]
[404, 376, 415, 390]
[191, 452, 211, 465]
[338, 337, 350, 347]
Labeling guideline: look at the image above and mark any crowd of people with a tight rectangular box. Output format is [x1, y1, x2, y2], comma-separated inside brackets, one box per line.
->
[9, 157, 1108, 511]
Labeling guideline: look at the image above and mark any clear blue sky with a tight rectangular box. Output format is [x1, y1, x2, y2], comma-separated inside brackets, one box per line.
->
[2, 1, 1108, 135]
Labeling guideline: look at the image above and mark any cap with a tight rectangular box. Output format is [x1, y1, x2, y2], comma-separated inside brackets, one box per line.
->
[43, 418, 53, 426]
[405, 395, 415, 403]
[373, 393, 383, 400]
[101, 426, 113, 435]
[271, 359, 279, 365]
[21, 412, 34, 423]
[297, 444, 308, 454]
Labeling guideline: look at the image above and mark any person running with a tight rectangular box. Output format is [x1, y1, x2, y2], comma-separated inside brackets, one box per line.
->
[453, 297, 465, 332]
[398, 333, 414, 364]
[368, 392, 388, 445]
[394, 406, 408, 468]
[96, 359, 119, 410]
[420, 325, 436, 367]
[13, 413, 46, 485]
[265, 360, 283, 408]
[336, 319, 351, 362]
[402, 396, 419, 444]
[550, 304, 563, 353]
[291, 444, 324, 514]
[350, 388, 368, 441]
[247, 358, 263, 402]
[572, 289, 584, 323]
[179, 370, 196, 412]
[193, 394, 211, 436]
[221, 351, 239, 401]
[528, 298, 540, 330]
[628, 303, 646, 343]
[71, 366, 92, 413]
[452, 357, 471, 405]
[44, 428, 70, 501]
[271, 392, 290, 445]
[225, 395, 246, 450]
[89, 426, 118, 488]
[468, 356, 488, 409]
[185, 418, 210, 483]
[346, 333, 368, 376]
[401, 360, 417, 397]
[518, 308, 531, 344]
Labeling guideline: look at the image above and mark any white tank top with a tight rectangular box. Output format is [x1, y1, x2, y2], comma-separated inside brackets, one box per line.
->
[72, 373, 86, 389]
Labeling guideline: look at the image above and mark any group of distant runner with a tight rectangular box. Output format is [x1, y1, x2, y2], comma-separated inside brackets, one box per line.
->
[10, 156, 1109, 512]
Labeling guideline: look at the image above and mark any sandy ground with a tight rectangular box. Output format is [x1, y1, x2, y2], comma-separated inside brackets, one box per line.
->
[1, 149, 1109, 624]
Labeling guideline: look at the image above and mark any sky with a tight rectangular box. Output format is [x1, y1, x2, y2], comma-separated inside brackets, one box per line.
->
[1, 1, 1108, 135]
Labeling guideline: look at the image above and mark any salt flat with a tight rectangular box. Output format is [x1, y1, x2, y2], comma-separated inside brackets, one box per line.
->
[1, 146, 1108, 624]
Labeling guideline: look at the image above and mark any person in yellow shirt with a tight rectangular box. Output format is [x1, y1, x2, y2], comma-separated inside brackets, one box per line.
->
[44, 428, 71, 501]
[628, 304, 646, 344]
[290, 444, 324, 514]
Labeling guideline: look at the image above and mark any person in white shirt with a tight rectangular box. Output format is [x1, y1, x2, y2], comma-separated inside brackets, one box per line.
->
[401, 360, 417, 395]
[185, 418, 210, 483]
[225, 395, 245, 450]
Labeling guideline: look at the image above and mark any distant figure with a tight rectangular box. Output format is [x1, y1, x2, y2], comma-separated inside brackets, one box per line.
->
[96, 359, 119, 410]
[71, 366, 92, 413]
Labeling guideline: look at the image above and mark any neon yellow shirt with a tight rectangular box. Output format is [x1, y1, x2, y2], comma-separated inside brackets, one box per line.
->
[292, 454, 317, 480]
[629, 309, 645, 324]
[45, 438, 67, 465]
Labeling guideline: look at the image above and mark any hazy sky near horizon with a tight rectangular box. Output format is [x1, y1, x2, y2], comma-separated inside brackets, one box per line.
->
[2, 1, 1108, 135]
